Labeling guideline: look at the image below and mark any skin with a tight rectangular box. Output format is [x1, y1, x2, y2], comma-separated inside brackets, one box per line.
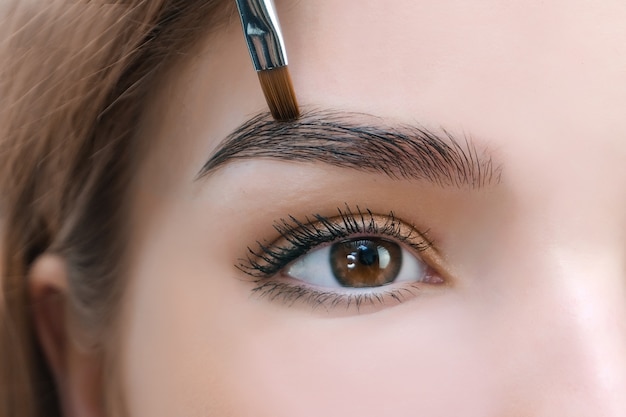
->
[35, 0, 626, 416]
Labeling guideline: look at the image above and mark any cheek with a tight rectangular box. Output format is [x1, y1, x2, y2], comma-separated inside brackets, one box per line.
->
[209, 303, 498, 417]
[118, 199, 501, 417]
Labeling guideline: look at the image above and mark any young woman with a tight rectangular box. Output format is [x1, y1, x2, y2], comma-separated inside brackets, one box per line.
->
[1, 1, 625, 416]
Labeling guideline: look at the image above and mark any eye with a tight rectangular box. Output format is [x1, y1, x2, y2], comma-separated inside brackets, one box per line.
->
[286, 237, 436, 289]
[239, 205, 450, 310]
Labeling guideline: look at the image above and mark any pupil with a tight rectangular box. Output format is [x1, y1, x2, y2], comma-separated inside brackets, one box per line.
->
[357, 244, 377, 266]
[330, 238, 402, 288]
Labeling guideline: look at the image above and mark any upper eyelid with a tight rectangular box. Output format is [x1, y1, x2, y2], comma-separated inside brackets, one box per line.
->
[237, 206, 441, 279]
[274, 208, 432, 250]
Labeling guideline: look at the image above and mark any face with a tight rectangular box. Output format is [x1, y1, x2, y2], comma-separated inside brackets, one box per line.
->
[120, 1, 626, 416]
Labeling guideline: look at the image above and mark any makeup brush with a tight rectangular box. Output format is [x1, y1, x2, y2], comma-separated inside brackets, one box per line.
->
[235, 0, 300, 121]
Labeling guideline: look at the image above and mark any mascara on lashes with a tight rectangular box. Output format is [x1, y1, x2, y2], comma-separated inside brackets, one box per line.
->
[237, 205, 434, 279]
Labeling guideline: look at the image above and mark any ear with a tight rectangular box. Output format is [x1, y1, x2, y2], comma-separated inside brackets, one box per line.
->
[29, 254, 105, 417]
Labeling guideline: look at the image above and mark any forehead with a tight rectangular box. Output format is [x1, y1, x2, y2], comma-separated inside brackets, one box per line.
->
[281, 0, 626, 137]
[138, 0, 626, 188]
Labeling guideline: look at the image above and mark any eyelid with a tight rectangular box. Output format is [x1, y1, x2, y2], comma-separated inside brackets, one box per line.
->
[238, 205, 454, 284]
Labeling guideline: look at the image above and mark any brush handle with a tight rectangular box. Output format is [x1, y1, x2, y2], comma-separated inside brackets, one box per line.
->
[235, 0, 288, 71]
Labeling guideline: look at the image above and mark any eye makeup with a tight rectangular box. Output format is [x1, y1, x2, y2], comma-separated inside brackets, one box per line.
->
[238, 205, 451, 311]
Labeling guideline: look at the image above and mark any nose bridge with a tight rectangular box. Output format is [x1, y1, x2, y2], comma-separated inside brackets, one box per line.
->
[486, 68, 626, 415]
[489, 163, 626, 414]
[545, 252, 626, 417]
[502, 246, 626, 416]
[553, 253, 626, 378]
[514, 144, 626, 374]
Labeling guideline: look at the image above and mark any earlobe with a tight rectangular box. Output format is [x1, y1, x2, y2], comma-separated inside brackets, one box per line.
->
[29, 254, 105, 417]
[30, 255, 68, 383]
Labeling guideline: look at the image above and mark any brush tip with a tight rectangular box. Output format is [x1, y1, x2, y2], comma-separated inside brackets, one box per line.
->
[257, 66, 300, 121]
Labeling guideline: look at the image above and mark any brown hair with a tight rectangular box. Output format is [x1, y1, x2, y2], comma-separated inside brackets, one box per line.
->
[0, 1, 232, 416]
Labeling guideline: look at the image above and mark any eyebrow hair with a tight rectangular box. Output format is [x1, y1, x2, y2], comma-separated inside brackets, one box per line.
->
[197, 109, 502, 188]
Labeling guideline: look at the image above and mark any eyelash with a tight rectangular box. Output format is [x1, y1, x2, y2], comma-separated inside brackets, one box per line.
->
[238, 205, 440, 310]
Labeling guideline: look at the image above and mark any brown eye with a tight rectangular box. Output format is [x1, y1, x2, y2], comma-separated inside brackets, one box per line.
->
[286, 235, 430, 289]
[330, 238, 402, 287]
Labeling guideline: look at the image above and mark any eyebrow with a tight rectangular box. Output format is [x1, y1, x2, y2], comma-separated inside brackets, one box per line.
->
[197, 109, 502, 188]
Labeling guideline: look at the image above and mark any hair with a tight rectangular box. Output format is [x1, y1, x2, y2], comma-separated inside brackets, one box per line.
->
[0, 1, 233, 416]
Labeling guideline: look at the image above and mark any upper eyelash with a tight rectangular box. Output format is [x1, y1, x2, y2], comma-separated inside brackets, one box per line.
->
[237, 204, 433, 279]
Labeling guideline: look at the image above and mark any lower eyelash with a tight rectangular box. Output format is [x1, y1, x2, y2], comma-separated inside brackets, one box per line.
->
[250, 280, 422, 311]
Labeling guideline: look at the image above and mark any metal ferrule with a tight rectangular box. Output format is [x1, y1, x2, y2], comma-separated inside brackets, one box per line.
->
[235, 0, 288, 71]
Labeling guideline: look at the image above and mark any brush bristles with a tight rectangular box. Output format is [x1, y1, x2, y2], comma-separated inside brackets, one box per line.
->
[257, 66, 300, 121]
